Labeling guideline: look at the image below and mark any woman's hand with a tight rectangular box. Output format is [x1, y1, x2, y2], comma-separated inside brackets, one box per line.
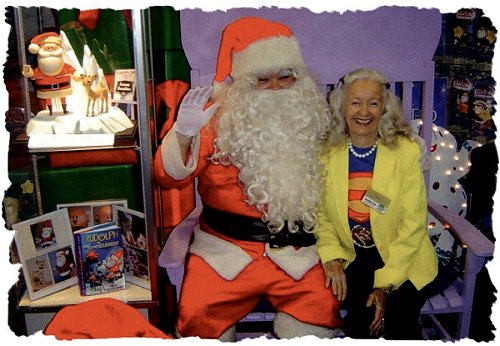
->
[323, 259, 347, 301]
[366, 288, 387, 336]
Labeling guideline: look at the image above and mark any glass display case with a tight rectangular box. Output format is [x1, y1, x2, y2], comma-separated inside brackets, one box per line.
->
[5, 6, 162, 335]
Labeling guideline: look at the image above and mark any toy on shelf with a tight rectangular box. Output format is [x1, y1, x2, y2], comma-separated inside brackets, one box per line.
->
[22, 32, 79, 115]
[22, 31, 134, 142]
[79, 74, 110, 116]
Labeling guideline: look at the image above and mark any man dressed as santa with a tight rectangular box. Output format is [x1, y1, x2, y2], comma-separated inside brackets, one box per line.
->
[154, 17, 342, 341]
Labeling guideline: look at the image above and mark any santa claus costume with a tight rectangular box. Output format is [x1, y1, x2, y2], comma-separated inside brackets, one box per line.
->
[154, 17, 343, 340]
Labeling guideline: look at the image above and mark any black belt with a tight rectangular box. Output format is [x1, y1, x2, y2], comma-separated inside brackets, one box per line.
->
[201, 207, 317, 248]
[37, 81, 71, 91]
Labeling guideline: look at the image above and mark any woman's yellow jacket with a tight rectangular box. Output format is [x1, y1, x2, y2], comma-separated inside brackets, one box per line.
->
[315, 138, 438, 290]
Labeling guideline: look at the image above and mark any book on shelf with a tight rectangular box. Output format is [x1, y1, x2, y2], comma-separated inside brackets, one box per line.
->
[113, 205, 150, 290]
[12, 208, 78, 300]
[73, 222, 126, 296]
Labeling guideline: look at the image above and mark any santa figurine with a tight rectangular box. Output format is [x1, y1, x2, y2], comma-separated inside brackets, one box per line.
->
[22, 32, 79, 115]
[40, 221, 55, 248]
[55, 249, 75, 278]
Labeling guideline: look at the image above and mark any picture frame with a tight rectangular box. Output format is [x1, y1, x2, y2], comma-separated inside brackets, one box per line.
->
[113, 205, 150, 289]
[12, 208, 78, 300]
[57, 199, 128, 232]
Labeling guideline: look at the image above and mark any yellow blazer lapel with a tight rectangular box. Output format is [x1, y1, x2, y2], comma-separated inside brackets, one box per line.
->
[371, 144, 396, 225]
[372, 144, 395, 194]
[330, 145, 351, 236]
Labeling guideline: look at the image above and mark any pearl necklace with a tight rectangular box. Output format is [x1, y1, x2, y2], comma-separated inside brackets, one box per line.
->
[348, 140, 378, 159]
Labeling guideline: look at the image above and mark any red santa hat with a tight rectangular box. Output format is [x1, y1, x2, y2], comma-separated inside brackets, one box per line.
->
[28, 32, 62, 54]
[214, 17, 306, 84]
[41, 220, 53, 231]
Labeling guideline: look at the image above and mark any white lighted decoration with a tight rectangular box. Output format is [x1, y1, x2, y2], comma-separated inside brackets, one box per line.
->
[412, 120, 480, 265]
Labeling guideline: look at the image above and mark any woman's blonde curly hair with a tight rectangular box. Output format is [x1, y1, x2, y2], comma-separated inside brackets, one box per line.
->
[327, 68, 415, 148]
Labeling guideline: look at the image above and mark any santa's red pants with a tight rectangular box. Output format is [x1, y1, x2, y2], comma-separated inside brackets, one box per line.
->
[176, 240, 343, 338]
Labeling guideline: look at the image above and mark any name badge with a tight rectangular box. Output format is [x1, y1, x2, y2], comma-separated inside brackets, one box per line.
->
[362, 189, 391, 214]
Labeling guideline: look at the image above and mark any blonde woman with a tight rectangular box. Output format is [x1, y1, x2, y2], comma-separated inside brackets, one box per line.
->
[316, 68, 437, 339]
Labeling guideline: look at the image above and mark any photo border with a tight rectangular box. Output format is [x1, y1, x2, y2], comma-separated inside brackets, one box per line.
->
[12, 209, 78, 300]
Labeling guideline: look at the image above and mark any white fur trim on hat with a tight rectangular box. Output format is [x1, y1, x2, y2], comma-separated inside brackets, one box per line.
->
[160, 125, 200, 180]
[231, 36, 305, 80]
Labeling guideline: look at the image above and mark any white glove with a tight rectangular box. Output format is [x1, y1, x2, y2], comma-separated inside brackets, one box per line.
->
[175, 86, 219, 137]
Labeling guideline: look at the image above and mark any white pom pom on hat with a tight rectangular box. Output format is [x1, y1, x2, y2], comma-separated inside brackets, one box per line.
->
[28, 32, 62, 54]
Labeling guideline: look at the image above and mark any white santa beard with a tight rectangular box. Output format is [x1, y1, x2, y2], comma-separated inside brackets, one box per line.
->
[212, 80, 329, 232]
[56, 256, 66, 266]
[37, 56, 65, 76]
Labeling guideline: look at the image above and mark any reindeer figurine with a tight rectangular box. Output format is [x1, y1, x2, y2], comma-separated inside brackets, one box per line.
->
[80, 74, 109, 116]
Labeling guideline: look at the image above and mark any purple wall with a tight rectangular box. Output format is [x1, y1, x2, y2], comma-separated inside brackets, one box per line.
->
[179, 6, 442, 85]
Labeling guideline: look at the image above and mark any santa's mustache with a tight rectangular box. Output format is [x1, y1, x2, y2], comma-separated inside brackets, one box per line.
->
[38, 48, 63, 58]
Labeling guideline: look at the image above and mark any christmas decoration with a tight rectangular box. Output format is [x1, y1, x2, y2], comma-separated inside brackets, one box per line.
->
[412, 120, 480, 268]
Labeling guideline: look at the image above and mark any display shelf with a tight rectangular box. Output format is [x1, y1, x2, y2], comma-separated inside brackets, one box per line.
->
[6, 7, 161, 336]
[18, 283, 152, 308]
[10, 120, 138, 153]
[13, 281, 154, 336]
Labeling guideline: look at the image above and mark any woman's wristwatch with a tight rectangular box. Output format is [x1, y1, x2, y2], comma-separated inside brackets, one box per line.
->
[381, 285, 395, 295]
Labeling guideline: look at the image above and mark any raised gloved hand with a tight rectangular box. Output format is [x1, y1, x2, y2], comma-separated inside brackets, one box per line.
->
[174, 86, 219, 137]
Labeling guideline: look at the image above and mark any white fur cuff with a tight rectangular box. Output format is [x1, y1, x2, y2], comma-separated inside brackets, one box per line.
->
[265, 244, 320, 280]
[161, 125, 200, 180]
[189, 227, 253, 281]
